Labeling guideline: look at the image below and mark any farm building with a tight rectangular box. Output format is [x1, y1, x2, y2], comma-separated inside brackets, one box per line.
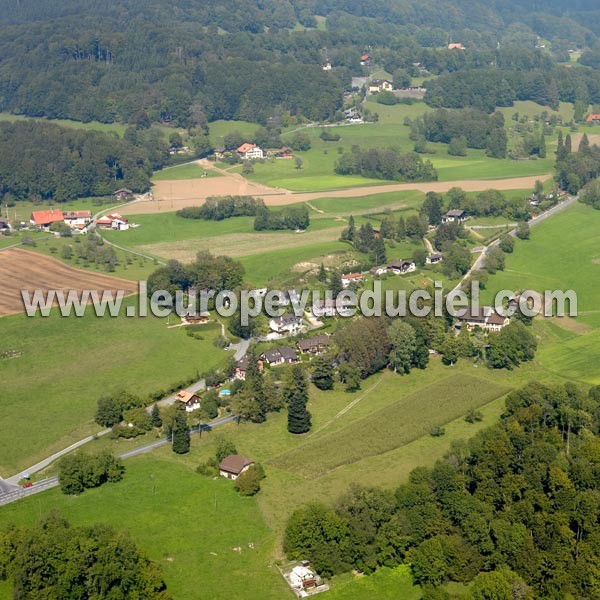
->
[30, 209, 65, 228]
[426, 253, 443, 264]
[455, 306, 510, 332]
[237, 143, 264, 160]
[297, 334, 330, 355]
[448, 42, 465, 50]
[63, 210, 92, 227]
[442, 209, 468, 223]
[175, 390, 201, 412]
[113, 188, 133, 199]
[96, 214, 129, 230]
[219, 455, 254, 480]
[387, 260, 416, 275]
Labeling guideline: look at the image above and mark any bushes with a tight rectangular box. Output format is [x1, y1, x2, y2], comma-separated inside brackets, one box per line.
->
[234, 464, 265, 496]
[253, 204, 309, 231]
[177, 196, 262, 221]
[58, 451, 124, 495]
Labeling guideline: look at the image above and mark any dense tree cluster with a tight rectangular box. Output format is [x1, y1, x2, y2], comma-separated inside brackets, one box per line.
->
[0, 514, 170, 599]
[58, 451, 124, 495]
[413, 109, 508, 158]
[556, 133, 600, 194]
[177, 196, 262, 221]
[285, 381, 600, 598]
[147, 252, 245, 298]
[254, 204, 310, 231]
[0, 121, 151, 201]
[335, 147, 437, 182]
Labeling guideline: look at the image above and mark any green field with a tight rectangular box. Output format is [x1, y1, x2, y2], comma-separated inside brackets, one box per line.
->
[269, 374, 510, 476]
[152, 162, 221, 181]
[239, 101, 555, 192]
[0, 301, 228, 475]
[328, 565, 421, 600]
[208, 119, 261, 148]
[0, 455, 290, 600]
[0, 112, 130, 136]
[309, 189, 425, 215]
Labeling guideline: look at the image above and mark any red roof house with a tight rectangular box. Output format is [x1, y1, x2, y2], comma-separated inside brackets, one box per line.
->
[30, 209, 65, 227]
[586, 114, 600, 123]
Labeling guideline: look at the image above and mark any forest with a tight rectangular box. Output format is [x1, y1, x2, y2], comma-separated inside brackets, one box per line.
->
[0, 1, 600, 125]
[285, 381, 600, 599]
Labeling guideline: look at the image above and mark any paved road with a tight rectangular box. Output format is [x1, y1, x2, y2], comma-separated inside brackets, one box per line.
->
[0, 415, 238, 507]
[452, 195, 578, 293]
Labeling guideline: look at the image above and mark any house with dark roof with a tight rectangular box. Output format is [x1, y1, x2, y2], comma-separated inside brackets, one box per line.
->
[297, 334, 330, 355]
[455, 306, 510, 332]
[260, 346, 299, 366]
[369, 79, 393, 94]
[442, 209, 468, 224]
[234, 356, 263, 380]
[219, 455, 254, 480]
[426, 253, 443, 265]
[387, 260, 416, 275]
[113, 188, 133, 198]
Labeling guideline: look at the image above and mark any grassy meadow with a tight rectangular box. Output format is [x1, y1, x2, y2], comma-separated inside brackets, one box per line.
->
[0, 299, 229, 476]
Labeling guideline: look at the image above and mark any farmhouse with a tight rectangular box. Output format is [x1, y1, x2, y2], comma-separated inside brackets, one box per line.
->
[448, 42, 465, 50]
[297, 334, 330, 354]
[442, 209, 468, 223]
[341, 272, 363, 288]
[113, 188, 133, 199]
[63, 210, 92, 227]
[370, 266, 388, 276]
[455, 306, 510, 332]
[387, 260, 416, 274]
[586, 114, 600, 123]
[219, 455, 254, 480]
[269, 314, 304, 335]
[261, 346, 299, 366]
[96, 214, 129, 230]
[426, 253, 443, 264]
[175, 390, 201, 412]
[237, 143, 264, 160]
[369, 79, 393, 93]
[360, 54, 371, 66]
[30, 209, 65, 228]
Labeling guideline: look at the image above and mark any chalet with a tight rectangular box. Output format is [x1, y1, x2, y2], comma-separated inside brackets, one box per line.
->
[369, 79, 393, 94]
[442, 209, 468, 224]
[370, 266, 388, 276]
[297, 334, 330, 355]
[237, 143, 264, 160]
[455, 306, 510, 332]
[261, 346, 299, 366]
[448, 42, 465, 50]
[96, 213, 129, 231]
[343, 108, 362, 123]
[426, 253, 443, 265]
[63, 210, 92, 227]
[113, 188, 133, 199]
[219, 455, 254, 480]
[341, 272, 363, 288]
[234, 356, 263, 380]
[266, 147, 293, 160]
[175, 390, 201, 412]
[184, 312, 210, 324]
[30, 209, 65, 228]
[360, 54, 372, 66]
[213, 148, 226, 160]
[586, 114, 600, 124]
[269, 314, 303, 335]
[387, 260, 416, 275]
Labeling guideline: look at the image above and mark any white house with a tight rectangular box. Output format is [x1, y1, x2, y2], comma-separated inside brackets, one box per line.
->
[219, 455, 254, 480]
[269, 314, 303, 335]
[455, 306, 510, 332]
[63, 210, 92, 227]
[426, 253, 443, 265]
[387, 260, 416, 275]
[174, 390, 201, 412]
[96, 213, 130, 231]
[237, 143, 264, 160]
[341, 272, 363, 288]
[369, 79, 393, 94]
[442, 209, 468, 224]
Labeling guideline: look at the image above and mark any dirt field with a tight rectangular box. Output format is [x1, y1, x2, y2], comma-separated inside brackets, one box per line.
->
[0, 248, 139, 316]
[138, 226, 346, 262]
[119, 162, 553, 216]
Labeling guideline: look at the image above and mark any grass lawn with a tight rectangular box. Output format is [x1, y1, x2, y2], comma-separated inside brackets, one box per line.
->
[327, 565, 421, 600]
[0, 455, 290, 600]
[208, 119, 260, 148]
[309, 189, 425, 215]
[0, 112, 130, 137]
[0, 299, 229, 476]
[152, 162, 221, 181]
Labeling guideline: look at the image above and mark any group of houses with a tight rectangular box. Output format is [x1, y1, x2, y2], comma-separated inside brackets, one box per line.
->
[95, 213, 130, 231]
[235, 334, 330, 380]
[455, 306, 510, 332]
[215, 144, 294, 161]
[30, 209, 92, 232]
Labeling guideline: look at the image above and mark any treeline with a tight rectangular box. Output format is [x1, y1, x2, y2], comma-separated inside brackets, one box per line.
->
[254, 204, 310, 231]
[556, 132, 600, 194]
[285, 380, 600, 598]
[335, 147, 437, 182]
[177, 196, 262, 221]
[0, 121, 152, 201]
[412, 109, 508, 158]
[0, 514, 170, 599]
